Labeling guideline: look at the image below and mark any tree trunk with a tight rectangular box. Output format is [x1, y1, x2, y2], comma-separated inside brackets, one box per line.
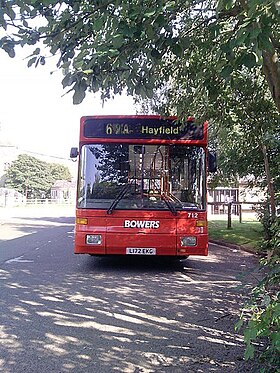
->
[261, 143, 276, 219]
[261, 143, 276, 259]
[262, 51, 280, 113]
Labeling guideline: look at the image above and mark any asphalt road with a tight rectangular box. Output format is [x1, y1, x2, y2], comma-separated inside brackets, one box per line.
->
[0, 206, 259, 372]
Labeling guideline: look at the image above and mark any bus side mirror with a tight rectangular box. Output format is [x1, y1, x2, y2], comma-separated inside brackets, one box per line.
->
[70, 147, 79, 159]
[208, 151, 217, 173]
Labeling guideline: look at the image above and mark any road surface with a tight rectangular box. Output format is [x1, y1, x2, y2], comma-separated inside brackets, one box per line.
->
[0, 206, 259, 372]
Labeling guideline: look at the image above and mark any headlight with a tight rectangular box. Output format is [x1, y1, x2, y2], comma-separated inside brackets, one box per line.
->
[86, 234, 102, 245]
[181, 236, 197, 246]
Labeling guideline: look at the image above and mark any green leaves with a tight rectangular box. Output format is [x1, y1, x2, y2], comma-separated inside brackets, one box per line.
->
[27, 56, 37, 67]
[26, 48, 46, 68]
[220, 65, 234, 78]
[0, 0, 278, 111]
[112, 34, 124, 49]
[151, 48, 161, 60]
[171, 43, 183, 57]
[92, 18, 105, 32]
[144, 9, 156, 17]
[50, 163, 72, 181]
[237, 225, 280, 371]
[0, 0, 16, 29]
[237, 53, 257, 68]
[244, 344, 255, 361]
[73, 79, 87, 105]
[217, 0, 235, 12]
[0, 37, 15, 57]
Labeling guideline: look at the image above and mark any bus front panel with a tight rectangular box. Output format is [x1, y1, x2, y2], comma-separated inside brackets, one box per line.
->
[74, 210, 208, 256]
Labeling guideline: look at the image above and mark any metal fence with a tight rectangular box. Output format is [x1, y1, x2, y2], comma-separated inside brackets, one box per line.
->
[1, 197, 263, 228]
[208, 201, 262, 228]
[25, 198, 74, 206]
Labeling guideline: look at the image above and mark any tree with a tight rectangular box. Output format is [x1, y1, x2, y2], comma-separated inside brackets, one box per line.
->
[131, 8, 279, 215]
[143, 53, 280, 369]
[0, 1, 279, 110]
[140, 61, 280, 216]
[4, 154, 72, 198]
[50, 162, 72, 182]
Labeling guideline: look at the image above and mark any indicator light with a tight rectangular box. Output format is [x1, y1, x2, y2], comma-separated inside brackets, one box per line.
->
[196, 220, 206, 227]
[76, 218, 88, 225]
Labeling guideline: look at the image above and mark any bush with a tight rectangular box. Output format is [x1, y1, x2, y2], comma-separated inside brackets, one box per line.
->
[256, 202, 275, 242]
[236, 218, 280, 372]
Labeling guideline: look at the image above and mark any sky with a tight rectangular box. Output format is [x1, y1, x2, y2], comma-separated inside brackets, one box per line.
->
[0, 48, 137, 162]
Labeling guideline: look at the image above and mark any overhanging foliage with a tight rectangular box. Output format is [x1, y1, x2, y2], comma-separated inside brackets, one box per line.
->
[0, 1, 279, 110]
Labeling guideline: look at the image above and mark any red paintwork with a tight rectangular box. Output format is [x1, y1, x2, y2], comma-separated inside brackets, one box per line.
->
[74, 115, 209, 257]
[74, 209, 208, 256]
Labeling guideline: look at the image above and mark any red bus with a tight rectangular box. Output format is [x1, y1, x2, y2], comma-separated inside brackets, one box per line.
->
[70, 115, 216, 258]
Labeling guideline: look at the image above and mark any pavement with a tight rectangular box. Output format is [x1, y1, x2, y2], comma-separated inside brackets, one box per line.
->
[0, 205, 75, 240]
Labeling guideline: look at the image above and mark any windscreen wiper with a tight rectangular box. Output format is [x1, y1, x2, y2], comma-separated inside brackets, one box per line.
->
[107, 182, 132, 215]
[161, 194, 177, 216]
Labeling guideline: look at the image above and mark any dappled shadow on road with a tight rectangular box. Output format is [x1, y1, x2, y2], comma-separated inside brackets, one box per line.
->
[0, 242, 259, 372]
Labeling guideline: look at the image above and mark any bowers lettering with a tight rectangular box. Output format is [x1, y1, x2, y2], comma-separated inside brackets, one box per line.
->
[124, 220, 160, 229]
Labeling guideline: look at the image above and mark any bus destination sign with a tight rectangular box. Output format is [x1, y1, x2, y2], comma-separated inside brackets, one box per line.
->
[83, 117, 204, 140]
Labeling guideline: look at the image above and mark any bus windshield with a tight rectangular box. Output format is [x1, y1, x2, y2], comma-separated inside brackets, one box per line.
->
[77, 144, 206, 211]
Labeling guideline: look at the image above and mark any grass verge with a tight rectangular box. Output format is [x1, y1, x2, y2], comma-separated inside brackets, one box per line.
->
[208, 219, 263, 252]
